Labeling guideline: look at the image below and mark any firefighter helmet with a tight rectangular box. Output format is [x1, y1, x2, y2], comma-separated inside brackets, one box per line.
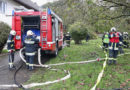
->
[27, 30, 33, 36]
[111, 27, 116, 32]
[10, 30, 16, 36]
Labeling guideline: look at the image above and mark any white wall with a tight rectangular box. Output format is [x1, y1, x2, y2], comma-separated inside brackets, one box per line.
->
[0, 0, 27, 26]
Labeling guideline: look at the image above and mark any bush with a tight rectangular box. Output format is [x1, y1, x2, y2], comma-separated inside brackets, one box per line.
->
[0, 22, 11, 53]
[68, 22, 88, 44]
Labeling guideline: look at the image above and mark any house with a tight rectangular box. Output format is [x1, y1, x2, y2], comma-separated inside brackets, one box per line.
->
[0, 0, 40, 26]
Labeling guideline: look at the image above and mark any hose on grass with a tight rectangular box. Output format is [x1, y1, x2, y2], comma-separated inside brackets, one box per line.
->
[0, 46, 129, 89]
[91, 44, 130, 90]
[0, 48, 105, 89]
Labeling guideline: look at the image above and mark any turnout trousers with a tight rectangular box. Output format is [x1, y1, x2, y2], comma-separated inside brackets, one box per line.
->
[8, 51, 15, 68]
[25, 55, 35, 70]
[108, 42, 119, 65]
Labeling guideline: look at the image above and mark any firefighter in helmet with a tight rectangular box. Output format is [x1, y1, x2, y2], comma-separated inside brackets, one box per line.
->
[102, 32, 109, 51]
[7, 30, 16, 70]
[108, 27, 121, 65]
[122, 32, 129, 48]
[65, 32, 71, 47]
[24, 30, 39, 70]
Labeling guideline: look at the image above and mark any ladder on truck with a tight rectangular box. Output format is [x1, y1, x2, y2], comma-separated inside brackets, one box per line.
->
[41, 8, 48, 49]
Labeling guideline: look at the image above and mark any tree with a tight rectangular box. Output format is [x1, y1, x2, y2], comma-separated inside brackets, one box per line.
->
[68, 21, 88, 44]
[0, 22, 11, 53]
[42, 0, 130, 34]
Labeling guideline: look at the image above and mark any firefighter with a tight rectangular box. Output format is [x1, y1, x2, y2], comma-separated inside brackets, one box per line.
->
[86, 33, 90, 42]
[65, 32, 71, 47]
[118, 32, 124, 54]
[102, 32, 109, 51]
[108, 27, 121, 65]
[7, 30, 16, 70]
[63, 33, 66, 44]
[24, 30, 39, 70]
[123, 32, 129, 48]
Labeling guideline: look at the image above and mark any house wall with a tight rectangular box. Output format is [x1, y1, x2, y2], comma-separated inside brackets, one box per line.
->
[0, 0, 27, 27]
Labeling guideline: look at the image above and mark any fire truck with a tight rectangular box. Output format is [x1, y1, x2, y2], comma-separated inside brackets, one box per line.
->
[12, 8, 63, 56]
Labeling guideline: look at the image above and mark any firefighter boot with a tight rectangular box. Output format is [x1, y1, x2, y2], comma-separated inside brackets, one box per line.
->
[107, 60, 112, 65]
[9, 65, 16, 70]
[29, 66, 34, 71]
[26, 65, 29, 69]
[113, 60, 117, 65]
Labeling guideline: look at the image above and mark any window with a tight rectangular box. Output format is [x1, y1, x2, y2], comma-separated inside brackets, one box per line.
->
[0, 1, 7, 14]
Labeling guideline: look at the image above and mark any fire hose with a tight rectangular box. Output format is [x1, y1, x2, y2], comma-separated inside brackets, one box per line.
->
[0, 48, 105, 89]
[91, 45, 130, 90]
[0, 47, 129, 89]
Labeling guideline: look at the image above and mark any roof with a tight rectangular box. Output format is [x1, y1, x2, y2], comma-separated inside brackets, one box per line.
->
[13, 0, 40, 11]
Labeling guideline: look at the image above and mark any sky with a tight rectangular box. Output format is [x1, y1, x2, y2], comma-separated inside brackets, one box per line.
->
[31, 0, 54, 6]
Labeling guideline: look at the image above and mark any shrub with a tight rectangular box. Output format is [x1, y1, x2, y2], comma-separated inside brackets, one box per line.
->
[68, 21, 88, 44]
[0, 22, 11, 53]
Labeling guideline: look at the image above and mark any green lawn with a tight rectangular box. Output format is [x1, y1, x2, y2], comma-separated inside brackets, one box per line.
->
[1, 49, 8, 53]
[26, 38, 130, 90]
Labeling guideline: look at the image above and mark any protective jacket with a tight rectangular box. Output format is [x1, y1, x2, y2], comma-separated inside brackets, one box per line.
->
[7, 35, 15, 51]
[65, 34, 71, 40]
[24, 35, 39, 56]
[109, 32, 120, 43]
[103, 34, 109, 43]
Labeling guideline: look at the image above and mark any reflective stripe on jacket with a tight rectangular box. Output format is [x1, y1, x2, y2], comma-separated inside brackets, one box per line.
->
[25, 52, 36, 56]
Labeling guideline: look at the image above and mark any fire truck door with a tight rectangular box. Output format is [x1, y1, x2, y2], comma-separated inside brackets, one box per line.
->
[14, 16, 21, 50]
[55, 18, 59, 41]
[52, 19, 56, 42]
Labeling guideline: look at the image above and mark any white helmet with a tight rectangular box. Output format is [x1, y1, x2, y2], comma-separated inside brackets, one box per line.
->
[111, 27, 116, 32]
[27, 30, 33, 36]
[10, 30, 16, 36]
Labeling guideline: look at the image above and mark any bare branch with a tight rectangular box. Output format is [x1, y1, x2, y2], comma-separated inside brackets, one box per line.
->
[104, 14, 130, 20]
[102, 0, 130, 8]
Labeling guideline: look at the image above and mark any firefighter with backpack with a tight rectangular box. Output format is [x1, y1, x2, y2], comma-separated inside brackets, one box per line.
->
[7, 30, 16, 70]
[102, 32, 109, 51]
[108, 27, 121, 65]
[24, 30, 39, 71]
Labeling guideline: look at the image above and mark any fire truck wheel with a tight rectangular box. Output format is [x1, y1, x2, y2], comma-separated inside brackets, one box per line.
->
[59, 46, 62, 50]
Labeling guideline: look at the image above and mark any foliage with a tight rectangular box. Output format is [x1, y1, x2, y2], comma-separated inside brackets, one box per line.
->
[2, 49, 8, 53]
[68, 21, 88, 44]
[0, 22, 11, 53]
[42, 0, 130, 34]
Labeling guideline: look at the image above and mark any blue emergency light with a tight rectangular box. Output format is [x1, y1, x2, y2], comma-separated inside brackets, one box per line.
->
[48, 8, 51, 15]
[12, 10, 14, 16]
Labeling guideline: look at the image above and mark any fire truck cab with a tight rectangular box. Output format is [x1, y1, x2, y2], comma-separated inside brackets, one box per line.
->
[12, 8, 63, 56]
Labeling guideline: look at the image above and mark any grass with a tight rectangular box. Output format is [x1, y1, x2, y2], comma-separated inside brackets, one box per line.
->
[1, 49, 8, 53]
[25, 38, 130, 90]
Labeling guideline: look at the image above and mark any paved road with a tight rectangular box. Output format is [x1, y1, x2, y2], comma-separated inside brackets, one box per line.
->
[0, 52, 39, 90]
[0, 45, 65, 90]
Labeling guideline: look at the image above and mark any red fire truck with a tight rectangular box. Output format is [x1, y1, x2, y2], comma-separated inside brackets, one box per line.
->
[12, 8, 63, 56]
